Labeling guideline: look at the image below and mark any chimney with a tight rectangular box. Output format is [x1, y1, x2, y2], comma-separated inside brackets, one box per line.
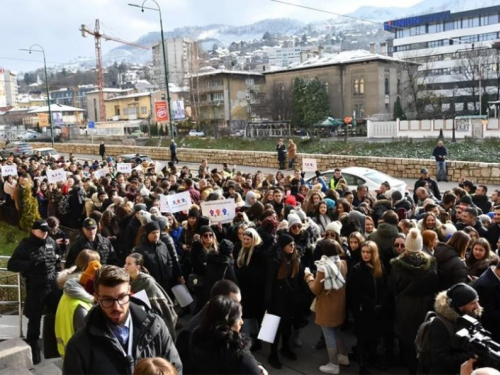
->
[369, 42, 376, 54]
[319, 46, 324, 58]
[380, 42, 388, 56]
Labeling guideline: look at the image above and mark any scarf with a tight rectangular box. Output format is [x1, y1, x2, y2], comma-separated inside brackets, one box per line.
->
[314, 255, 345, 291]
[318, 214, 332, 234]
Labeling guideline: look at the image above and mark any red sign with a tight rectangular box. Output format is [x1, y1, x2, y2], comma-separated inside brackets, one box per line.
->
[0, 67, 4, 74]
[155, 101, 169, 122]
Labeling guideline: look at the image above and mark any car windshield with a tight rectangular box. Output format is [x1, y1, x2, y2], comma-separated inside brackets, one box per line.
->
[364, 171, 392, 184]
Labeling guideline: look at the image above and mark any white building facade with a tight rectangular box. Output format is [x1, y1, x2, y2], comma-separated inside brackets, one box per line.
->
[385, 5, 500, 114]
[0, 69, 18, 107]
[152, 38, 197, 89]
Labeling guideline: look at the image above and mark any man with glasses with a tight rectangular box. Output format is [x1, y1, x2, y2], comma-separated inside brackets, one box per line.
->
[63, 265, 182, 374]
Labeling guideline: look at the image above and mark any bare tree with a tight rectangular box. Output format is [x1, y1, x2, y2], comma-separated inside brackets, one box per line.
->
[262, 83, 292, 121]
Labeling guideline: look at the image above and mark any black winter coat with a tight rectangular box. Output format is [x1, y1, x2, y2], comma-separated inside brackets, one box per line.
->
[63, 302, 182, 375]
[473, 267, 500, 342]
[368, 223, 399, 270]
[204, 253, 238, 301]
[160, 232, 182, 279]
[236, 244, 267, 320]
[124, 216, 141, 255]
[434, 242, 467, 290]
[66, 233, 116, 268]
[455, 220, 488, 238]
[188, 327, 260, 374]
[265, 250, 308, 320]
[472, 194, 492, 215]
[287, 229, 314, 269]
[134, 237, 174, 291]
[486, 223, 500, 250]
[389, 252, 439, 346]
[347, 261, 389, 334]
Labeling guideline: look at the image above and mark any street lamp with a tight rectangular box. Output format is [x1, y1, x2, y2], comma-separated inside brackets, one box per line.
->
[129, 0, 174, 139]
[20, 44, 54, 146]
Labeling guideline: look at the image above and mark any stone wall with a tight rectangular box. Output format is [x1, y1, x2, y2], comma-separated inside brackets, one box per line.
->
[33, 142, 500, 185]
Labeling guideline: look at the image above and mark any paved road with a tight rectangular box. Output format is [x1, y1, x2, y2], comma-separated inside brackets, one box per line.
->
[62, 152, 500, 193]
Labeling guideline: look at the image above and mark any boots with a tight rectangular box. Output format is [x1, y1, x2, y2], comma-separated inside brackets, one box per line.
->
[27, 340, 41, 365]
[292, 328, 303, 348]
[268, 345, 282, 369]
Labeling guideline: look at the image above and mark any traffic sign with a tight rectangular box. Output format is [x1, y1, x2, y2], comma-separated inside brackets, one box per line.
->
[88, 121, 95, 129]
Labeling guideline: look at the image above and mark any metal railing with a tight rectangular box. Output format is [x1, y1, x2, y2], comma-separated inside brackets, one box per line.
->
[0, 256, 24, 339]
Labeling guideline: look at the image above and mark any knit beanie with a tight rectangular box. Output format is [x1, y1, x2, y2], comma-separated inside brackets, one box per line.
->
[138, 210, 152, 226]
[437, 223, 457, 242]
[199, 225, 213, 236]
[324, 198, 336, 210]
[79, 260, 102, 287]
[134, 203, 147, 213]
[285, 195, 297, 207]
[326, 221, 342, 236]
[219, 239, 234, 256]
[145, 221, 160, 235]
[460, 195, 472, 205]
[295, 208, 307, 223]
[405, 228, 423, 253]
[188, 208, 201, 218]
[277, 220, 289, 232]
[278, 233, 294, 248]
[287, 214, 302, 228]
[152, 214, 168, 230]
[447, 283, 479, 311]
[391, 190, 403, 201]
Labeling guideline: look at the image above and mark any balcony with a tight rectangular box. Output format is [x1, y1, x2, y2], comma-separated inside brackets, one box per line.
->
[196, 85, 224, 93]
[200, 99, 225, 107]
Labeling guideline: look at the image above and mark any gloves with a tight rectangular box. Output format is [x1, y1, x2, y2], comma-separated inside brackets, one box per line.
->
[301, 172, 306, 178]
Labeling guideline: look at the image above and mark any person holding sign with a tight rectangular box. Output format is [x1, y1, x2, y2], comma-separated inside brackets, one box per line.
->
[265, 233, 309, 370]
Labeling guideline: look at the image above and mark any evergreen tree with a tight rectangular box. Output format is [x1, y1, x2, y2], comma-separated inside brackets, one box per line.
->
[291, 77, 306, 127]
[393, 96, 406, 120]
[262, 31, 272, 40]
[303, 78, 330, 128]
[19, 185, 40, 232]
[481, 92, 490, 116]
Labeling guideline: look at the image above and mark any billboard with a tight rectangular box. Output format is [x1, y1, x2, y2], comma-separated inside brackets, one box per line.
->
[52, 112, 63, 125]
[38, 113, 49, 127]
[155, 101, 169, 122]
[172, 100, 185, 120]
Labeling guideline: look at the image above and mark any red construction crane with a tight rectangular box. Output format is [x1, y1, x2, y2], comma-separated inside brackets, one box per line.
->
[80, 19, 149, 122]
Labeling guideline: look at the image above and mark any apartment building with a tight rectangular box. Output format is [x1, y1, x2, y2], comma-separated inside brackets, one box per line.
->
[0, 69, 18, 107]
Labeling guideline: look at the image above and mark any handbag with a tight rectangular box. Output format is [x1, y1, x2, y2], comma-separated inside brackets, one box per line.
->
[187, 273, 204, 289]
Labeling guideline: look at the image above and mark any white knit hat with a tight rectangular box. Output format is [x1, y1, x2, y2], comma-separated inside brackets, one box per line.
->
[326, 221, 342, 236]
[287, 214, 302, 228]
[405, 228, 423, 253]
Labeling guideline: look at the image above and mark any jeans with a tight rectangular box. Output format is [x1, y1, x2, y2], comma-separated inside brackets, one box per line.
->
[320, 326, 347, 364]
[288, 158, 294, 169]
[436, 161, 447, 181]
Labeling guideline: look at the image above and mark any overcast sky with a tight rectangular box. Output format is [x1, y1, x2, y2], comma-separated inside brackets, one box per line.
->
[1, 0, 422, 74]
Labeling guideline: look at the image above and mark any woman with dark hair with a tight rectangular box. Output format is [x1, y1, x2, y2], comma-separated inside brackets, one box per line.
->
[265, 233, 308, 369]
[100, 210, 121, 261]
[466, 238, 499, 280]
[305, 239, 349, 374]
[179, 208, 202, 279]
[434, 230, 470, 290]
[236, 228, 267, 350]
[245, 201, 264, 222]
[303, 191, 323, 217]
[419, 213, 439, 234]
[334, 199, 352, 220]
[312, 201, 335, 235]
[124, 253, 177, 340]
[47, 216, 68, 260]
[165, 212, 183, 257]
[348, 231, 365, 269]
[35, 181, 49, 219]
[347, 241, 389, 374]
[189, 295, 262, 374]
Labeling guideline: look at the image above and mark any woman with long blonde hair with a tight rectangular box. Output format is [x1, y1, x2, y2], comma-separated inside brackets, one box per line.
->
[347, 241, 388, 374]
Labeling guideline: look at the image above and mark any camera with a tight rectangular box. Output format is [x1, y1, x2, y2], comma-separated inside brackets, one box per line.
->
[456, 315, 500, 369]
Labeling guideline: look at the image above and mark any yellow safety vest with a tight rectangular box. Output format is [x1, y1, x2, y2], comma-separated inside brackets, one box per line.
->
[55, 294, 93, 357]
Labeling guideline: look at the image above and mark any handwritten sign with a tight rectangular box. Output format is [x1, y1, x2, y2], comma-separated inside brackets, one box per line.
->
[302, 158, 317, 172]
[159, 195, 169, 213]
[167, 191, 191, 214]
[95, 167, 110, 179]
[1, 165, 17, 177]
[47, 168, 66, 184]
[201, 199, 236, 224]
[134, 165, 143, 172]
[116, 163, 132, 174]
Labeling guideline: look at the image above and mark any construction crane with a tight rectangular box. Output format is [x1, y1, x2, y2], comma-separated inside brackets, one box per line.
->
[80, 19, 149, 122]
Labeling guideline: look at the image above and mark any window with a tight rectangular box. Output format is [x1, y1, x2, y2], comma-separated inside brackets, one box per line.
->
[454, 19, 462, 29]
[428, 23, 443, 33]
[141, 106, 148, 114]
[359, 79, 365, 94]
[245, 78, 255, 87]
[467, 17, 479, 28]
[353, 79, 359, 94]
[384, 78, 389, 95]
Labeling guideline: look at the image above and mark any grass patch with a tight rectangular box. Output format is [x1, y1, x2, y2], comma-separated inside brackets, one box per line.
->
[0, 222, 26, 268]
[145, 137, 500, 163]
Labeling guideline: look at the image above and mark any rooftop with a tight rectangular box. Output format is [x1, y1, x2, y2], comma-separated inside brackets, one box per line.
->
[188, 68, 263, 78]
[27, 104, 85, 113]
[264, 49, 415, 74]
[105, 91, 160, 101]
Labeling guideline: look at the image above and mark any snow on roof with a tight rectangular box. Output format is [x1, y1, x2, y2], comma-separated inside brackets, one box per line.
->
[86, 88, 132, 95]
[264, 50, 416, 74]
[188, 69, 264, 78]
[27, 104, 85, 113]
[105, 91, 160, 101]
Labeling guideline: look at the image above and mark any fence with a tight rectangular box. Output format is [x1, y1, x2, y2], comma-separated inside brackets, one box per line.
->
[0, 257, 24, 340]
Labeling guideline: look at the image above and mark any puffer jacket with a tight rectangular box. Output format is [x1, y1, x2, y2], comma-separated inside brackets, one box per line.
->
[434, 243, 467, 290]
[389, 252, 439, 346]
[63, 301, 182, 375]
[429, 291, 477, 374]
[66, 234, 116, 268]
[133, 237, 173, 291]
[368, 222, 400, 269]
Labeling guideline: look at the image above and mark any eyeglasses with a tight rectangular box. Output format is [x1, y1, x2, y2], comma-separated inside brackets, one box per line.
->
[203, 233, 214, 238]
[394, 243, 405, 248]
[291, 224, 302, 230]
[325, 232, 336, 237]
[98, 294, 130, 309]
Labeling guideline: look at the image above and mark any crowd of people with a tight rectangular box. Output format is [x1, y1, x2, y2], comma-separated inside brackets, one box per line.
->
[2, 147, 500, 375]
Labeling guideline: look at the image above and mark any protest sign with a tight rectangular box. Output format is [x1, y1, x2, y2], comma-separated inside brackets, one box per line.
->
[94, 167, 110, 179]
[1, 165, 17, 177]
[302, 158, 317, 172]
[116, 163, 132, 173]
[167, 191, 191, 214]
[201, 199, 236, 224]
[47, 168, 66, 184]
[159, 195, 169, 213]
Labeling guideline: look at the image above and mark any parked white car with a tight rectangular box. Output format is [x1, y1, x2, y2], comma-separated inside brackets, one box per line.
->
[17, 130, 38, 140]
[306, 167, 407, 195]
[188, 130, 205, 137]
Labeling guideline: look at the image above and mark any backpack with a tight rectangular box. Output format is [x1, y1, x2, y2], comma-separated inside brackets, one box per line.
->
[415, 311, 455, 374]
[58, 195, 70, 216]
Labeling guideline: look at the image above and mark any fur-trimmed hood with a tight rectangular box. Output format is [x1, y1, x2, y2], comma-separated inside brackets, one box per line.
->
[434, 290, 483, 323]
[390, 251, 436, 273]
[63, 277, 94, 303]
[56, 266, 80, 289]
